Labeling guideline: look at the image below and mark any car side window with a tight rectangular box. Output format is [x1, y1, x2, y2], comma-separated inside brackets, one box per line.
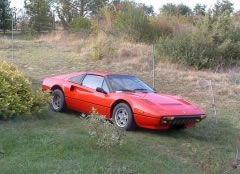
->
[69, 74, 85, 85]
[82, 75, 104, 90]
[102, 80, 110, 93]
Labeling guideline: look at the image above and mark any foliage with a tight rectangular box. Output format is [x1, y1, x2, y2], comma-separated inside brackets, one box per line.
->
[113, 2, 162, 43]
[213, 0, 234, 17]
[31, 90, 50, 114]
[56, 0, 109, 29]
[113, 2, 148, 42]
[156, 12, 240, 69]
[157, 32, 215, 69]
[56, 0, 75, 29]
[0, 60, 49, 119]
[160, 3, 192, 16]
[24, 0, 53, 33]
[99, 6, 116, 33]
[17, 9, 29, 33]
[148, 16, 174, 41]
[0, 0, 12, 33]
[88, 0, 109, 16]
[193, 3, 207, 16]
[1, 26, 240, 173]
[91, 36, 116, 60]
[85, 109, 125, 149]
[138, 3, 154, 16]
[69, 16, 92, 33]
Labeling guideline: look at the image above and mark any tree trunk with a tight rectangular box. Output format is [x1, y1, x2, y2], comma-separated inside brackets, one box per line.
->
[80, 0, 84, 16]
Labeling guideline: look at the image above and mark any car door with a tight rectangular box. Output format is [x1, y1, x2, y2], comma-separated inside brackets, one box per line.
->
[66, 74, 112, 116]
[64, 73, 87, 112]
[81, 74, 112, 115]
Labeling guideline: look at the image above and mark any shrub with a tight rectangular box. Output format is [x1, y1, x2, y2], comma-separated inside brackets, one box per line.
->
[85, 109, 125, 149]
[0, 60, 48, 119]
[156, 12, 240, 69]
[69, 16, 93, 34]
[148, 16, 174, 42]
[113, 2, 153, 43]
[157, 33, 217, 69]
[90, 35, 116, 60]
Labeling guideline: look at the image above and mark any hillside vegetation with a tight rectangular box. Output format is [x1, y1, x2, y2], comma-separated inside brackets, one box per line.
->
[0, 0, 240, 173]
[0, 30, 240, 173]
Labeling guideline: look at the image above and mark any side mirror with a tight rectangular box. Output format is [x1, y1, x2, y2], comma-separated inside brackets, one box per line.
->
[96, 87, 107, 94]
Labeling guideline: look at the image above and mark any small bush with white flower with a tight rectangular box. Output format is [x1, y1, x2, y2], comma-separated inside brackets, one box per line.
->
[84, 109, 126, 148]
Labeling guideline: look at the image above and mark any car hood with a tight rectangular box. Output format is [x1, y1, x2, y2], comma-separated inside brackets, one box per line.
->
[127, 92, 205, 116]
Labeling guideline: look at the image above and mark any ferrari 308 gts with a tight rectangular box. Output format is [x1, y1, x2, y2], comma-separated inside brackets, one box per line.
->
[42, 71, 206, 130]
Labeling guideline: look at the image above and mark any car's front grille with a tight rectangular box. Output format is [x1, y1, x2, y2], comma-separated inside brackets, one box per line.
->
[170, 117, 200, 125]
[161, 116, 203, 125]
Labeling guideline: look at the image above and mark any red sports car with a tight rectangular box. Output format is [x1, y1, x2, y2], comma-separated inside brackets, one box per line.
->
[42, 71, 206, 130]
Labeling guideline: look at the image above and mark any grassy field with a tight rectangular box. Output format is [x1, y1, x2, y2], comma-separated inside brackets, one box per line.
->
[0, 32, 240, 174]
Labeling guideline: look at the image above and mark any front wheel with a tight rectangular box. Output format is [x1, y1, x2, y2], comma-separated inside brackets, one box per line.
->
[112, 103, 136, 131]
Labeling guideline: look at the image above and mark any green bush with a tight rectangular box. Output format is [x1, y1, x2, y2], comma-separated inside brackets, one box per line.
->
[157, 33, 217, 69]
[85, 109, 125, 149]
[0, 60, 48, 119]
[69, 16, 93, 34]
[113, 2, 157, 43]
[156, 12, 240, 69]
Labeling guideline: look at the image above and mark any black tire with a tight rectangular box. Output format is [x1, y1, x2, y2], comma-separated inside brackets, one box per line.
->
[51, 89, 66, 112]
[112, 103, 136, 131]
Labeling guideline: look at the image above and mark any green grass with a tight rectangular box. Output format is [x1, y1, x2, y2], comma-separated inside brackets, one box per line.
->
[0, 35, 240, 173]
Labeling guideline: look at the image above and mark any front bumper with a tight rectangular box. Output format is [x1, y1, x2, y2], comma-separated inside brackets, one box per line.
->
[134, 114, 206, 130]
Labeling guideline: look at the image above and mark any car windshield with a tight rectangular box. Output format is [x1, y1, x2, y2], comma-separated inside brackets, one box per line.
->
[107, 75, 154, 93]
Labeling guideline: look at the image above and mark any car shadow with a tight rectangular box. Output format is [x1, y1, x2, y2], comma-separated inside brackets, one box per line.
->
[134, 117, 240, 145]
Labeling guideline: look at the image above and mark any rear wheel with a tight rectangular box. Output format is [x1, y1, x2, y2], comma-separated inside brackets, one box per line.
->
[112, 103, 136, 131]
[51, 89, 66, 112]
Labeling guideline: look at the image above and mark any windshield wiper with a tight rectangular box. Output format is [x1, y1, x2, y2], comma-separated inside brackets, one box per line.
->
[116, 89, 135, 92]
[134, 88, 147, 91]
[134, 88, 155, 93]
[134, 88, 149, 92]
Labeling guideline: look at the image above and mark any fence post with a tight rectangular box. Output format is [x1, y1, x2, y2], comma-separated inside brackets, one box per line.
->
[152, 44, 155, 89]
[209, 80, 217, 123]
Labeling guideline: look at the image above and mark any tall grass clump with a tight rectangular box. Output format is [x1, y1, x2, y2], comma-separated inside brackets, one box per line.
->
[0, 60, 48, 119]
[157, 12, 240, 69]
[90, 34, 117, 60]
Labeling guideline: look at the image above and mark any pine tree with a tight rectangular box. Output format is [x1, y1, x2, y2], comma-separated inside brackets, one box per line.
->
[0, 0, 12, 34]
[24, 0, 53, 33]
